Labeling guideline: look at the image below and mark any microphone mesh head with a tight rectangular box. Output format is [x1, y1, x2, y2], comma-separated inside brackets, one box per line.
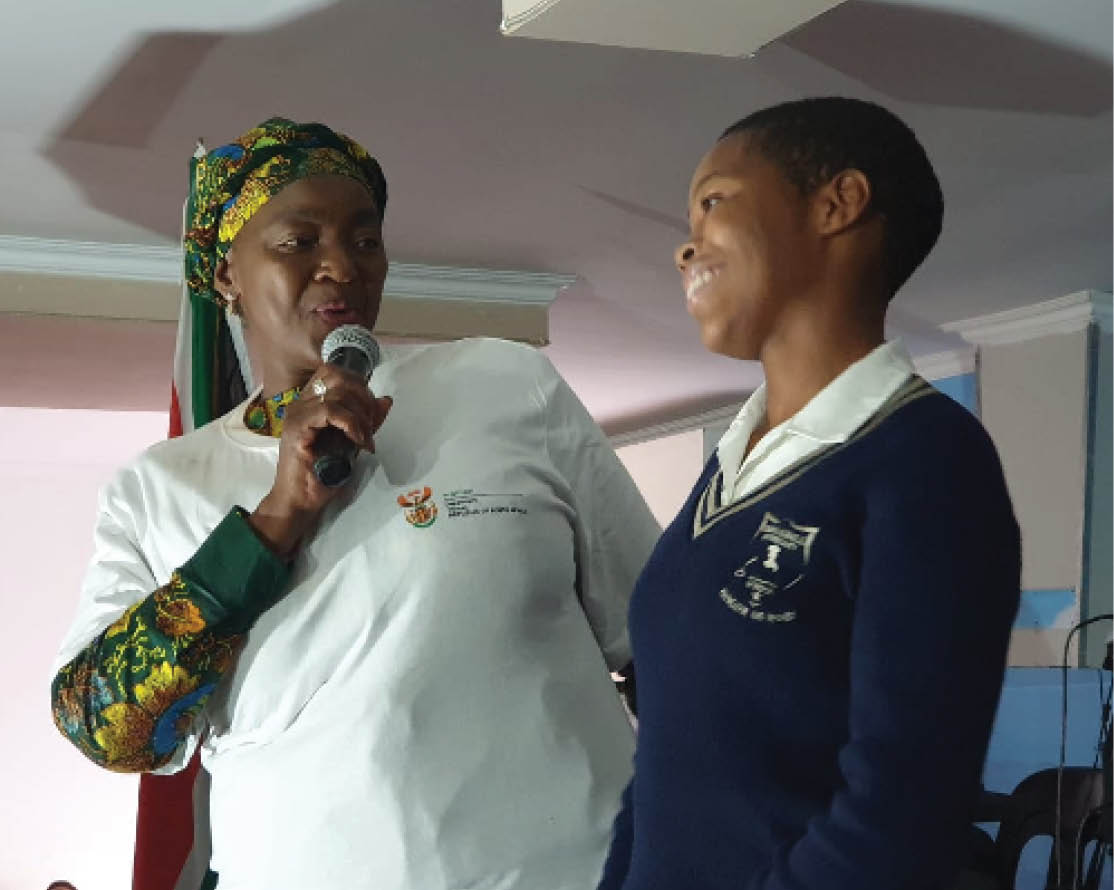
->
[320, 324, 380, 367]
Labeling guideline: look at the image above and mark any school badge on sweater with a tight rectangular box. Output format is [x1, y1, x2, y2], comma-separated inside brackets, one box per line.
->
[719, 512, 819, 624]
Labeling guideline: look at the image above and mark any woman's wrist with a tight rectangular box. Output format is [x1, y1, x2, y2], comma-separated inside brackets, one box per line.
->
[247, 497, 312, 561]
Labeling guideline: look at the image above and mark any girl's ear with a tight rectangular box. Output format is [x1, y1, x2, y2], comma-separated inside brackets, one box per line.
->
[813, 168, 872, 237]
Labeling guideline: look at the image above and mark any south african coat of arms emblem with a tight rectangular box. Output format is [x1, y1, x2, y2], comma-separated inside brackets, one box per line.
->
[397, 486, 438, 528]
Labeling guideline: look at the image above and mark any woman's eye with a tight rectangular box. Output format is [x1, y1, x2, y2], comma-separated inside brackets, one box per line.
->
[355, 235, 381, 250]
[276, 235, 314, 250]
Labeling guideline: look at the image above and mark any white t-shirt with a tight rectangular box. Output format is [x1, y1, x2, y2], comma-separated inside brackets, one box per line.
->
[55, 338, 660, 890]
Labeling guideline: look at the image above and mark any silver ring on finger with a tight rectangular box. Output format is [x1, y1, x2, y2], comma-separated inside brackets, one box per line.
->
[310, 378, 328, 402]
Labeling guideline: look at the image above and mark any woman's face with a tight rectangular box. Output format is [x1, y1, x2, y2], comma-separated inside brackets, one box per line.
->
[218, 174, 387, 389]
[675, 133, 815, 361]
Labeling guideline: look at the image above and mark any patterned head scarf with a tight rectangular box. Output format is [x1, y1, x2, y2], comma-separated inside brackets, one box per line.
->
[172, 118, 387, 433]
[184, 117, 388, 307]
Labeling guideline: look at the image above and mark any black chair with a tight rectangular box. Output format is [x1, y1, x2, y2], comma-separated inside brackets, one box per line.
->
[990, 766, 1108, 890]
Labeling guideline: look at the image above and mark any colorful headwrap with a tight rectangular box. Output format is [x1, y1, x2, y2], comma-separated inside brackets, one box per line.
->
[172, 118, 387, 434]
[184, 117, 387, 307]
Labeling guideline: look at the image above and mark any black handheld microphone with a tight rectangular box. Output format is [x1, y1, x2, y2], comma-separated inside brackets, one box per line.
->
[313, 324, 382, 488]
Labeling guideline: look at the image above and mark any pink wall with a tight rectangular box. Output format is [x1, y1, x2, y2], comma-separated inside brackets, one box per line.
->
[0, 315, 176, 412]
[616, 429, 704, 528]
[1, 407, 166, 890]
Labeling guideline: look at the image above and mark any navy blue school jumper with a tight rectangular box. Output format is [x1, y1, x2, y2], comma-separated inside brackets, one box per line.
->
[600, 376, 1021, 890]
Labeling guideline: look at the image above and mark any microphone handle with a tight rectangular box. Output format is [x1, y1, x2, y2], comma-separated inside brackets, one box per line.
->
[313, 426, 358, 488]
[311, 342, 377, 488]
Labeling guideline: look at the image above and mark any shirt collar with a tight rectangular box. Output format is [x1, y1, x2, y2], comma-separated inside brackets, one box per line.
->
[715, 339, 915, 475]
[715, 383, 767, 481]
[785, 339, 915, 443]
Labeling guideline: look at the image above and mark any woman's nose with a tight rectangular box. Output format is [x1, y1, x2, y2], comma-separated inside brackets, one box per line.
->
[315, 243, 356, 283]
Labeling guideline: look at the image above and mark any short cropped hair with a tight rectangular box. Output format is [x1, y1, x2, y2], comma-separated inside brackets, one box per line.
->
[721, 97, 943, 298]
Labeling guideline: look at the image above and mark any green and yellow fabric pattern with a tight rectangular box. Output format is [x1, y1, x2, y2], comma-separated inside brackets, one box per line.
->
[244, 385, 301, 437]
[51, 509, 290, 773]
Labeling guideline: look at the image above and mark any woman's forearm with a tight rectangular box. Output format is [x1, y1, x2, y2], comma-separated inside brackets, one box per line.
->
[51, 507, 291, 772]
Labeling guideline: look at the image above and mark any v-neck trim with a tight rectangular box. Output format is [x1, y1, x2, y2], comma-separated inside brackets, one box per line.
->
[693, 376, 936, 539]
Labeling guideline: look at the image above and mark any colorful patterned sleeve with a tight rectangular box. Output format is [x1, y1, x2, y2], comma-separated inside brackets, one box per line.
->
[51, 508, 290, 773]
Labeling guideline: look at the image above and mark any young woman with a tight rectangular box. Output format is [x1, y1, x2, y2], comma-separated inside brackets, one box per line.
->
[600, 97, 1020, 890]
[51, 118, 659, 889]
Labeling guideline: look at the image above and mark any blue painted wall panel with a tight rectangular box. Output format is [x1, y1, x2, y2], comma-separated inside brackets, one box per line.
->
[983, 667, 1109, 793]
[981, 667, 1111, 888]
[931, 372, 978, 414]
[1013, 588, 1078, 630]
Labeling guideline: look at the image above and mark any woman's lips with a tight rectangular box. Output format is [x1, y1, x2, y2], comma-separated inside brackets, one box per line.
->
[313, 304, 362, 326]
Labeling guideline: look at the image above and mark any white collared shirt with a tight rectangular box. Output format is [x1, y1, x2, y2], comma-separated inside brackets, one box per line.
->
[716, 341, 916, 503]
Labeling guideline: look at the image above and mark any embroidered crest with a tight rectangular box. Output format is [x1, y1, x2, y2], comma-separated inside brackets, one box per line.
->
[397, 486, 438, 528]
[719, 512, 819, 623]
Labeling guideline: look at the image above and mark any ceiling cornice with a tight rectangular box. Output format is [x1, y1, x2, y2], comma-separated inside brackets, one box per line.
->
[912, 348, 977, 381]
[383, 264, 574, 305]
[607, 402, 742, 448]
[942, 291, 1108, 346]
[0, 235, 575, 307]
[0, 236, 180, 283]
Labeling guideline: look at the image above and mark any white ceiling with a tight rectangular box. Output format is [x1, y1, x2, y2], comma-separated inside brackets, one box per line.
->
[1, 0, 1110, 428]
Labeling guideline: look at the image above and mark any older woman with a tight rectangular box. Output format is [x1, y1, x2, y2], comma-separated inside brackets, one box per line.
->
[51, 118, 658, 889]
[599, 97, 1020, 890]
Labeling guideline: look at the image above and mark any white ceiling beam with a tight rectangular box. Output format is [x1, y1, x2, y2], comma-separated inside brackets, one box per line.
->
[0, 235, 574, 313]
[500, 0, 847, 57]
[607, 401, 743, 448]
[912, 349, 977, 381]
[942, 291, 1111, 345]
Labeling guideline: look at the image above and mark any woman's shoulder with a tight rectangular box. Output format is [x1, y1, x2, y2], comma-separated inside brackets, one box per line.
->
[116, 412, 236, 480]
[93, 418, 232, 520]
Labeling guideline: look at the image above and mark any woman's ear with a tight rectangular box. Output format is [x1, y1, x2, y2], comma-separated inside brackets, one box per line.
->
[814, 168, 873, 237]
[214, 255, 236, 304]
